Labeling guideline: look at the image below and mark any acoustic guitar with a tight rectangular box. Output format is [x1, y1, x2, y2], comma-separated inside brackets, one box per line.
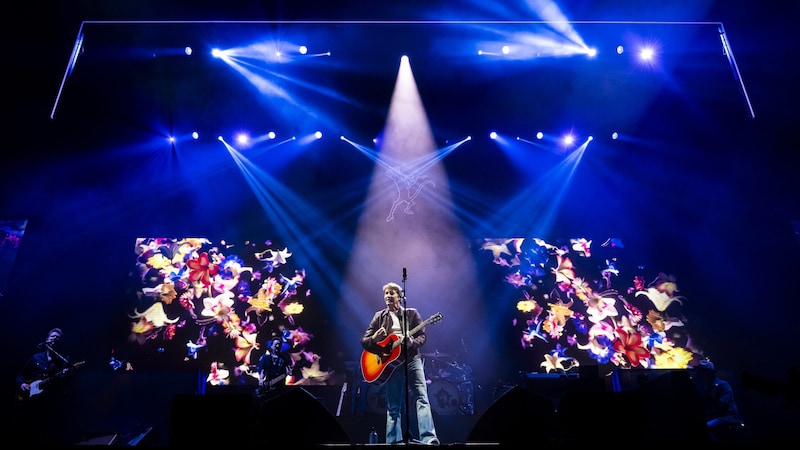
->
[360, 312, 443, 385]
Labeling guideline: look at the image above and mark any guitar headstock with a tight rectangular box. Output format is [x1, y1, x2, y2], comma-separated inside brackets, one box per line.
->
[428, 312, 443, 325]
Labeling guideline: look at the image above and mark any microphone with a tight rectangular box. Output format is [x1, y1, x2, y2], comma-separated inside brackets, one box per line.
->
[402, 267, 407, 281]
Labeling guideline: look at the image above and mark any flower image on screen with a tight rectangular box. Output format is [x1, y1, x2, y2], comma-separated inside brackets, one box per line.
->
[124, 237, 341, 388]
[476, 235, 705, 375]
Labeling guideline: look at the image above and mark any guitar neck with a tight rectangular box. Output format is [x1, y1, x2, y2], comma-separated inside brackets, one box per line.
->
[266, 372, 286, 387]
[389, 315, 437, 350]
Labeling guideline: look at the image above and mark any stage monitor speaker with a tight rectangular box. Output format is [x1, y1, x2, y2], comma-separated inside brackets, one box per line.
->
[170, 388, 349, 446]
[169, 393, 254, 446]
[251, 387, 350, 446]
[558, 390, 647, 442]
[467, 385, 557, 444]
[636, 369, 710, 442]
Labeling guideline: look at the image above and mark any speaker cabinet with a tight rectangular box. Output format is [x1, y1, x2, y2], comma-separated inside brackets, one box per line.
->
[170, 387, 349, 446]
[251, 387, 350, 446]
[169, 393, 254, 446]
[467, 385, 557, 444]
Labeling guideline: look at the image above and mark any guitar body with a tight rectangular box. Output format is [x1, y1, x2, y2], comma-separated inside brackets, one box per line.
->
[28, 379, 47, 397]
[360, 334, 403, 384]
[360, 312, 443, 385]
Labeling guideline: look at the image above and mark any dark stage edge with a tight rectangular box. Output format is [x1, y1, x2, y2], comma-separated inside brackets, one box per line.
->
[65, 445, 504, 449]
[54, 443, 772, 449]
[320, 444, 502, 448]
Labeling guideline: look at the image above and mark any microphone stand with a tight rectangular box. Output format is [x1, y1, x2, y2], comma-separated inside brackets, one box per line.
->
[401, 268, 411, 446]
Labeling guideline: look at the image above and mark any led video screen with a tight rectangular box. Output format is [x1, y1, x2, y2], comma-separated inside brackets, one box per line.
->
[124, 237, 342, 388]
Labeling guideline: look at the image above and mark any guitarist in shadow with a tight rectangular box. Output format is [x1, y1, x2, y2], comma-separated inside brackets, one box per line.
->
[14, 327, 80, 445]
[360, 282, 441, 446]
[255, 337, 293, 401]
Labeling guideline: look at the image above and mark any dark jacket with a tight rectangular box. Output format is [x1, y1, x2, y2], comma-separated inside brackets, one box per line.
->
[361, 307, 426, 360]
[16, 350, 73, 401]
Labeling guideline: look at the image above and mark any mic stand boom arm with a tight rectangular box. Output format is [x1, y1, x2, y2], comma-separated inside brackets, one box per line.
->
[45, 343, 70, 364]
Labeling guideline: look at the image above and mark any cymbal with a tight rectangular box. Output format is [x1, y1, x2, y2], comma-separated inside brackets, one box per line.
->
[421, 351, 452, 359]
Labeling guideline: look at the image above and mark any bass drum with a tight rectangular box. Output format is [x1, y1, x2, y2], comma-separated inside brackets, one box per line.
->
[428, 380, 463, 415]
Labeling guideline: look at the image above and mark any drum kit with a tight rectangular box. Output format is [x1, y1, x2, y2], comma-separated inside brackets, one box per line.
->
[421, 351, 474, 415]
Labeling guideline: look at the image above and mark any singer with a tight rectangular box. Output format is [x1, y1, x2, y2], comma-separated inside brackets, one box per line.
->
[14, 327, 77, 446]
[360, 281, 440, 445]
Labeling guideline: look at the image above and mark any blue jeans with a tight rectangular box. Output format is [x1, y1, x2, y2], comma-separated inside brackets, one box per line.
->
[384, 355, 438, 444]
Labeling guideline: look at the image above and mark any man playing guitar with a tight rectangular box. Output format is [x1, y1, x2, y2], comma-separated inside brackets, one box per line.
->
[256, 337, 292, 399]
[360, 281, 441, 446]
[14, 327, 80, 446]
[16, 328, 77, 401]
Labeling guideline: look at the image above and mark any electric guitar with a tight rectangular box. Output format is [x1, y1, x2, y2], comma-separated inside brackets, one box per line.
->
[336, 381, 347, 417]
[360, 312, 443, 384]
[21, 361, 85, 399]
[255, 367, 288, 399]
[263, 371, 287, 389]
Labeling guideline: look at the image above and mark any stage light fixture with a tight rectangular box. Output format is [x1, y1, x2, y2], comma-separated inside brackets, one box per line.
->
[638, 47, 655, 62]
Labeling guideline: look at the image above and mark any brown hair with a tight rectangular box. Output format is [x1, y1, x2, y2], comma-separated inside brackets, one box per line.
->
[382, 282, 402, 294]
